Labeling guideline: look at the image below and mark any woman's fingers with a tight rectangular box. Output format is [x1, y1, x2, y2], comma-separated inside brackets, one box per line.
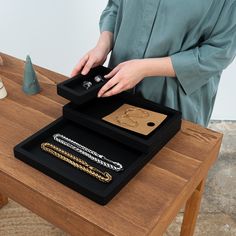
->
[71, 66, 81, 77]
[97, 76, 119, 97]
[81, 57, 96, 75]
[102, 83, 124, 97]
[104, 65, 120, 79]
[71, 55, 89, 77]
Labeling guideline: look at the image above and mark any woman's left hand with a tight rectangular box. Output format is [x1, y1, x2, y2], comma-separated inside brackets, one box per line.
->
[97, 59, 146, 98]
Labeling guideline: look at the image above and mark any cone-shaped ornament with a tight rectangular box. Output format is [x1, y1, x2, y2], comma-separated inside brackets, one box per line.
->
[0, 77, 7, 99]
[22, 55, 40, 95]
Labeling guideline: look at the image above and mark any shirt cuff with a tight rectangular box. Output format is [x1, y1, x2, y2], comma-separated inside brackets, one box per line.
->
[99, 16, 116, 33]
[171, 50, 205, 95]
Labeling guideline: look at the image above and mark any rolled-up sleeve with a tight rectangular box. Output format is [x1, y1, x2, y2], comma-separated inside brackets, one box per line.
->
[99, 0, 120, 33]
[171, 0, 236, 95]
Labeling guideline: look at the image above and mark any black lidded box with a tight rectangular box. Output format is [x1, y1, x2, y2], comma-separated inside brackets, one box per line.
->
[57, 66, 111, 105]
[14, 66, 182, 205]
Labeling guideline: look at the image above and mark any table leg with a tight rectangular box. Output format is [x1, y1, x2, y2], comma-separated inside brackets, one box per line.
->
[0, 192, 8, 209]
[180, 178, 206, 236]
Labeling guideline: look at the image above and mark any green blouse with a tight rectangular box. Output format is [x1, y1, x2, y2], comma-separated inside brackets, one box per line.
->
[99, 0, 236, 126]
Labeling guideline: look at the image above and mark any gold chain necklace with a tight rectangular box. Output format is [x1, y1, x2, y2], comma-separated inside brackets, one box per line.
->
[41, 143, 112, 183]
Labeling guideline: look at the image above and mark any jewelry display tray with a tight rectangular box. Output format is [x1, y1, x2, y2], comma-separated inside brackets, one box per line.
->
[63, 93, 181, 152]
[57, 66, 111, 106]
[15, 116, 174, 205]
[14, 66, 182, 205]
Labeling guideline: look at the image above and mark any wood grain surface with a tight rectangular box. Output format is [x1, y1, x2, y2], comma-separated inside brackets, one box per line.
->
[0, 52, 223, 236]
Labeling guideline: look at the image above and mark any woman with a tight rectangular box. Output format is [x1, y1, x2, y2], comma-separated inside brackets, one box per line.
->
[71, 0, 236, 127]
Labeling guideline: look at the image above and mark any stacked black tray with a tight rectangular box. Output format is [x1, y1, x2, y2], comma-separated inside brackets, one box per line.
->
[14, 66, 182, 205]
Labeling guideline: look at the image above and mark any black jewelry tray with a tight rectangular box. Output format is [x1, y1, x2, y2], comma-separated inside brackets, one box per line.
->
[57, 66, 111, 106]
[14, 117, 163, 205]
[63, 92, 182, 152]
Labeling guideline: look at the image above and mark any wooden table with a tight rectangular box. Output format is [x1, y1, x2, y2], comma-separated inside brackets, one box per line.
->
[0, 53, 223, 236]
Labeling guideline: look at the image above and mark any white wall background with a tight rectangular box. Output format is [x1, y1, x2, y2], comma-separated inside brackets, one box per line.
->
[0, 0, 235, 120]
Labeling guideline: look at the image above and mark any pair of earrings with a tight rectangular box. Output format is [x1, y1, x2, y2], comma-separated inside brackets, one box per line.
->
[116, 108, 150, 127]
[82, 75, 103, 90]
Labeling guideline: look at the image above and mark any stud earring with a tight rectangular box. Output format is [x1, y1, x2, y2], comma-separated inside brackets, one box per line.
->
[94, 75, 103, 83]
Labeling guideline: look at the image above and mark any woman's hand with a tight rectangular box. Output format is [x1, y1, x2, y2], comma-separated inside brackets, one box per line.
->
[98, 59, 146, 98]
[97, 57, 176, 98]
[71, 47, 107, 77]
[71, 31, 113, 77]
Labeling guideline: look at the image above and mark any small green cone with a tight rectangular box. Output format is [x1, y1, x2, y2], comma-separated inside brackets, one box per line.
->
[22, 55, 41, 95]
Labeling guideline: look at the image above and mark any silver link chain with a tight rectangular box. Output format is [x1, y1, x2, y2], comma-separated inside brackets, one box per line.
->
[53, 134, 124, 172]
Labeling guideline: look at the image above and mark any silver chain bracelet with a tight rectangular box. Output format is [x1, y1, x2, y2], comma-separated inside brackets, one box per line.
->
[53, 134, 124, 172]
